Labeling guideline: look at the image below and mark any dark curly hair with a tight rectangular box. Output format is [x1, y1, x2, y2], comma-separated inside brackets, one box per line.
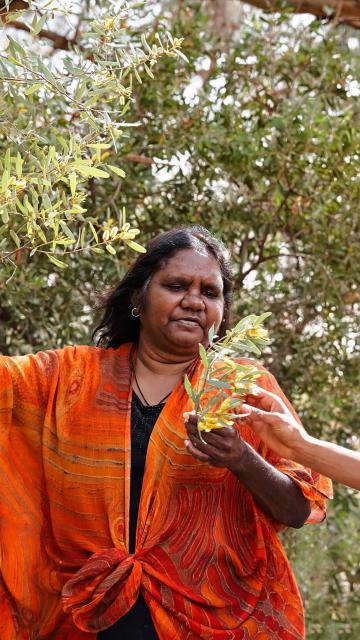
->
[93, 225, 233, 349]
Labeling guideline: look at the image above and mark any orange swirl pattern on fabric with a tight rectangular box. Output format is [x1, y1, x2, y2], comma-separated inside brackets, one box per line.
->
[0, 344, 332, 639]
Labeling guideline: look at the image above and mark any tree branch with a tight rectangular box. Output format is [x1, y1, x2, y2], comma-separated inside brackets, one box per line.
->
[240, 0, 360, 28]
[1, 1, 82, 51]
[5, 20, 76, 50]
[122, 154, 154, 165]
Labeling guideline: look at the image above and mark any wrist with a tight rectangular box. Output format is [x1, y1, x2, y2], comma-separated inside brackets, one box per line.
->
[292, 432, 317, 465]
[227, 440, 253, 477]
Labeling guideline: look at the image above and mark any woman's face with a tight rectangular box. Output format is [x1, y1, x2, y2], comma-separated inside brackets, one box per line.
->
[138, 248, 225, 358]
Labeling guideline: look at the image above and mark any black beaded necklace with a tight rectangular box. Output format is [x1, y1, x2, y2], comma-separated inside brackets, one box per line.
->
[130, 355, 172, 407]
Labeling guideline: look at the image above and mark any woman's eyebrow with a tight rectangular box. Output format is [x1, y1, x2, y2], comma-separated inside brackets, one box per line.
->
[163, 275, 222, 290]
[162, 276, 190, 283]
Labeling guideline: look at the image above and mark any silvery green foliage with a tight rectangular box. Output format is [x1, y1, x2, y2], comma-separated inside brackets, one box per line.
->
[0, 1, 183, 272]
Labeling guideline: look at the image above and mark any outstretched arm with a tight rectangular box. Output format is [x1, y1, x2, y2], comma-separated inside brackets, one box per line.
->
[240, 388, 360, 491]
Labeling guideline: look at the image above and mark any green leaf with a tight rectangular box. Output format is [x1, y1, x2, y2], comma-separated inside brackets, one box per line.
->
[208, 324, 215, 345]
[1, 169, 9, 191]
[202, 396, 221, 412]
[59, 221, 75, 243]
[15, 153, 23, 178]
[6, 55, 24, 67]
[37, 227, 47, 243]
[38, 61, 57, 86]
[83, 94, 100, 108]
[48, 146, 56, 164]
[174, 49, 189, 64]
[244, 340, 262, 356]
[80, 226, 86, 249]
[86, 143, 112, 149]
[4, 149, 11, 171]
[88, 221, 98, 243]
[10, 229, 20, 247]
[144, 63, 154, 79]
[46, 253, 67, 268]
[106, 244, 116, 255]
[1, 208, 9, 224]
[32, 13, 47, 36]
[133, 67, 142, 84]
[184, 374, 196, 404]
[107, 164, 126, 178]
[15, 198, 26, 214]
[69, 172, 77, 197]
[198, 343, 208, 367]
[77, 165, 110, 179]
[234, 315, 256, 332]
[207, 379, 233, 390]
[253, 312, 272, 325]
[41, 194, 52, 211]
[141, 33, 151, 53]
[54, 238, 73, 246]
[166, 31, 174, 46]
[7, 36, 25, 57]
[25, 83, 43, 96]
[125, 240, 146, 253]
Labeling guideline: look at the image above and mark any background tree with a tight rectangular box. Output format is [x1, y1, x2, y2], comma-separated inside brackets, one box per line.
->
[0, 1, 359, 638]
[240, 0, 360, 28]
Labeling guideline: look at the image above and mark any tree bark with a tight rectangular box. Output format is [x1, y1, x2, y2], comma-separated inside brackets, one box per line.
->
[0, 1, 80, 50]
[0, 0, 29, 21]
[240, 1, 360, 28]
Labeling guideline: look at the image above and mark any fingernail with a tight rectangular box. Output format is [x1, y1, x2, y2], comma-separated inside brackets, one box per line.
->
[252, 388, 261, 396]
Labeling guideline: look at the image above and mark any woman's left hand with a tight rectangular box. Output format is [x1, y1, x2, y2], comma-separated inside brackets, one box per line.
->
[184, 412, 247, 469]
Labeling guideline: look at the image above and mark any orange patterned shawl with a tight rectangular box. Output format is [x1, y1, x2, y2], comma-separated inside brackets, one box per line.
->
[0, 343, 332, 639]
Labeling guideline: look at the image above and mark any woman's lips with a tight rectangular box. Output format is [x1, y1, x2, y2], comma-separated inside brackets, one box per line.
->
[174, 318, 203, 329]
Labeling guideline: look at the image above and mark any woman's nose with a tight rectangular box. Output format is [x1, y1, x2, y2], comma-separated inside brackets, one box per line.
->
[181, 293, 205, 310]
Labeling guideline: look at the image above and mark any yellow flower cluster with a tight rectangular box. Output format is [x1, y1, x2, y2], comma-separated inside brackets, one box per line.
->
[247, 326, 269, 340]
[102, 222, 140, 243]
[8, 177, 26, 190]
[151, 38, 184, 60]
[198, 399, 234, 433]
[91, 151, 111, 164]
[103, 17, 117, 33]
[232, 324, 269, 344]
[1, 176, 27, 204]
[173, 37, 184, 49]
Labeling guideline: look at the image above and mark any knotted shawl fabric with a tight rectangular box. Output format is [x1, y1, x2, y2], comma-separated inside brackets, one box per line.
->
[0, 344, 332, 639]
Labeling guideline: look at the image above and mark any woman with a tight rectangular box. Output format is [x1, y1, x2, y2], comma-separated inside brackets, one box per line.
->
[236, 387, 360, 491]
[0, 226, 331, 640]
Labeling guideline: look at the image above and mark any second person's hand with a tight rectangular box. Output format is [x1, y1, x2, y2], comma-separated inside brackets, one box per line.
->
[239, 387, 308, 459]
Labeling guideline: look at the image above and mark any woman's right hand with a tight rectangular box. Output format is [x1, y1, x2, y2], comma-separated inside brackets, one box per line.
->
[239, 387, 308, 459]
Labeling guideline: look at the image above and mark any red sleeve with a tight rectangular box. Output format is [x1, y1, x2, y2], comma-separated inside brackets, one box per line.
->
[0, 350, 60, 443]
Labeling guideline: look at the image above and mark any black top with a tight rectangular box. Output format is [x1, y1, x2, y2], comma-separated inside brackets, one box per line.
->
[98, 392, 163, 640]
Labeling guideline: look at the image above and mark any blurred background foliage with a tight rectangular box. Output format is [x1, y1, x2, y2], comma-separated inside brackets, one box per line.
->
[0, 1, 359, 637]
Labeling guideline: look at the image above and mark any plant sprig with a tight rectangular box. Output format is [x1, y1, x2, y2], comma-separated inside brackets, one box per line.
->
[184, 313, 271, 442]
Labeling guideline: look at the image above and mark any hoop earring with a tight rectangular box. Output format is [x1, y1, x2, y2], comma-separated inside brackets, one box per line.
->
[131, 307, 140, 318]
